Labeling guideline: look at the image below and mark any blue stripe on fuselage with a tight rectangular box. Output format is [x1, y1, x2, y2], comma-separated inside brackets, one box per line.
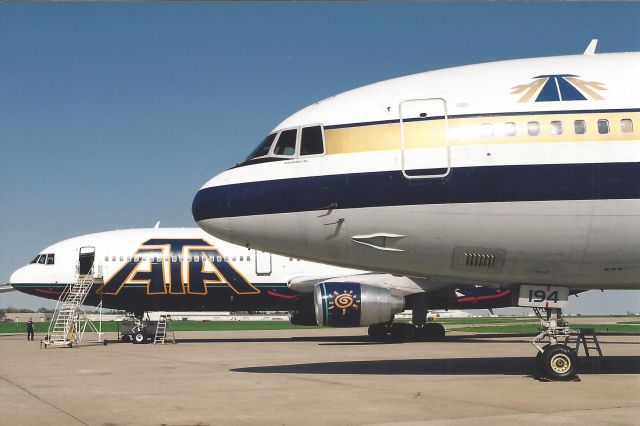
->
[192, 162, 640, 220]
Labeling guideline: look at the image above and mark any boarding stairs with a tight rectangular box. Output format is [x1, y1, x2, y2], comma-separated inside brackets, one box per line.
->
[153, 314, 176, 345]
[565, 328, 604, 359]
[42, 267, 102, 348]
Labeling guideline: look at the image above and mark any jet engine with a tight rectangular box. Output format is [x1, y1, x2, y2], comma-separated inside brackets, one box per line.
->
[314, 282, 404, 327]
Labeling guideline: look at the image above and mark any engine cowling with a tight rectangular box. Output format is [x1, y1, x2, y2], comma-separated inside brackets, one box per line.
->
[314, 282, 404, 327]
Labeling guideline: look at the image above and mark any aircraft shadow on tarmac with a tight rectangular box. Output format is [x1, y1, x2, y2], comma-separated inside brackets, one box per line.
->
[175, 333, 531, 345]
[231, 356, 640, 377]
[175, 333, 639, 346]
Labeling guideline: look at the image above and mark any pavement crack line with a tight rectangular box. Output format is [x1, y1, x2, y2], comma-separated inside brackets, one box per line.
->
[0, 374, 88, 425]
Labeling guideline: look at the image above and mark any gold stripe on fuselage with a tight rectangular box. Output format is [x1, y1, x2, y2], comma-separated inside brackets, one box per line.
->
[324, 111, 639, 154]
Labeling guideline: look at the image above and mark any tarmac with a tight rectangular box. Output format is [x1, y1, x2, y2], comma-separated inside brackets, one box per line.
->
[0, 328, 639, 426]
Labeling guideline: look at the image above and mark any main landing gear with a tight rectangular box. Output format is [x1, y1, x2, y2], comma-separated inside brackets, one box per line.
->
[367, 322, 446, 342]
[368, 303, 446, 342]
[532, 307, 579, 381]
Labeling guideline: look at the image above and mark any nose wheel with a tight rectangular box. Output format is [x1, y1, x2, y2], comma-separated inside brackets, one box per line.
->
[532, 308, 578, 381]
[537, 344, 578, 380]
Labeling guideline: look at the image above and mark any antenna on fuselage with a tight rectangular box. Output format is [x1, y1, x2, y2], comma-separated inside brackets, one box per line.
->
[154, 221, 160, 229]
[583, 39, 598, 55]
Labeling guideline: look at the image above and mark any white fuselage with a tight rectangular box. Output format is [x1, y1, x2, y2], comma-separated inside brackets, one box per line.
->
[193, 52, 640, 290]
[9, 228, 375, 312]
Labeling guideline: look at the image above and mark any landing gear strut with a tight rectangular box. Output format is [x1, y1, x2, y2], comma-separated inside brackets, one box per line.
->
[532, 307, 578, 381]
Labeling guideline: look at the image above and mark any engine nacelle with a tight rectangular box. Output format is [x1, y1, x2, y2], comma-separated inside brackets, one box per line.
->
[314, 282, 404, 327]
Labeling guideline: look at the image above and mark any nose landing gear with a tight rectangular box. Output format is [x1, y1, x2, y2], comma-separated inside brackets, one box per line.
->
[532, 307, 579, 381]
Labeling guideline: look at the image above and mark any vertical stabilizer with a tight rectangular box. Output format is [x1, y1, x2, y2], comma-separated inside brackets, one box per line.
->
[583, 39, 598, 55]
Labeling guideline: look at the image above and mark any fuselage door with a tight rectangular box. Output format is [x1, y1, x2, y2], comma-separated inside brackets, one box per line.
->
[78, 246, 95, 275]
[399, 98, 450, 178]
[255, 250, 272, 276]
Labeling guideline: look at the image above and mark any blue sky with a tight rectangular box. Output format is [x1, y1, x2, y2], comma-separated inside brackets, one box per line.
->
[1, 3, 639, 313]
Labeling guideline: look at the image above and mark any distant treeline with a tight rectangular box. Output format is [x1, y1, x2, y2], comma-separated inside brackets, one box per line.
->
[1, 307, 54, 314]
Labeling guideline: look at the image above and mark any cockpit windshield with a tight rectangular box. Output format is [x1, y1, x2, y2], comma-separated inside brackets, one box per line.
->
[246, 133, 277, 161]
[30, 253, 55, 265]
[241, 125, 325, 166]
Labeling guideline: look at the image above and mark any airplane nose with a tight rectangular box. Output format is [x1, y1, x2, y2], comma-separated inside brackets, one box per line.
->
[9, 266, 29, 293]
[10, 267, 23, 284]
[192, 180, 232, 242]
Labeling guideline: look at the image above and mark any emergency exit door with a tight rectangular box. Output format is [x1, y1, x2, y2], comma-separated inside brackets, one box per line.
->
[255, 250, 272, 276]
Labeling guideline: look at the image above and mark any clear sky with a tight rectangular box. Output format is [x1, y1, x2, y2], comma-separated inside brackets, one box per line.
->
[1, 3, 639, 313]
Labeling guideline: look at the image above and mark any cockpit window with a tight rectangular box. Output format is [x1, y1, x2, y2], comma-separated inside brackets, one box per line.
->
[240, 125, 325, 166]
[300, 126, 325, 155]
[31, 253, 54, 265]
[246, 133, 277, 160]
[273, 129, 297, 156]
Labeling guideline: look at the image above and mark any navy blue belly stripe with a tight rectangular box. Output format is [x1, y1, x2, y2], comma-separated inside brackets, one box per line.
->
[192, 162, 640, 220]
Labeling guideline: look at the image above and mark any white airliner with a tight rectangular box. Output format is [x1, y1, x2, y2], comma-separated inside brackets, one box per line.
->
[193, 43, 640, 379]
[6, 227, 514, 341]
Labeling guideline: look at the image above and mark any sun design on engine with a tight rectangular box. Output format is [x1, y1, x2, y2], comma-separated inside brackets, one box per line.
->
[328, 290, 360, 315]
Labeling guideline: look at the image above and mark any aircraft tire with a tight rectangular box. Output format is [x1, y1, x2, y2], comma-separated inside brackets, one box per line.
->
[389, 323, 407, 341]
[540, 344, 577, 381]
[421, 323, 445, 341]
[367, 323, 388, 339]
[535, 345, 549, 373]
[402, 324, 418, 340]
[121, 335, 131, 343]
[133, 331, 146, 345]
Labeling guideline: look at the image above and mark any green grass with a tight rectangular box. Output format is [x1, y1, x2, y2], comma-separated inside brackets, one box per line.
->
[0, 320, 317, 334]
[436, 317, 536, 324]
[3, 316, 639, 334]
[455, 323, 640, 335]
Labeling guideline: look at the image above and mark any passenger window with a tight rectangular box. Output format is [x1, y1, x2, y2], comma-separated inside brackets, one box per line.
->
[273, 129, 297, 156]
[300, 126, 325, 155]
[574, 120, 586, 135]
[527, 121, 540, 136]
[104, 256, 109, 262]
[46, 254, 54, 265]
[240, 256, 244, 262]
[37, 255, 46, 264]
[120, 256, 124, 262]
[112, 256, 116, 262]
[193, 255, 199, 263]
[246, 133, 277, 160]
[503, 122, 516, 137]
[247, 256, 251, 262]
[597, 119, 609, 134]
[216, 256, 222, 262]
[480, 123, 493, 138]
[621, 119, 634, 133]
[550, 121, 563, 136]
